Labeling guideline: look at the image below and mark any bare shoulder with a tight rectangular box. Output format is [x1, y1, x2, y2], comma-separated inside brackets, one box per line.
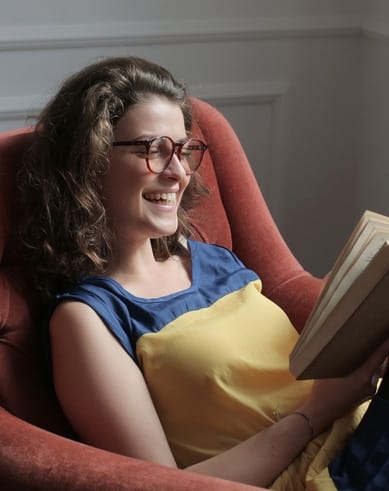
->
[49, 300, 116, 349]
[51, 300, 98, 327]
[49, 300, 139, 386]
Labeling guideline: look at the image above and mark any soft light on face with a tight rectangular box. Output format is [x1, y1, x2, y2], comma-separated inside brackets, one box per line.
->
[102, 96, 191, 245]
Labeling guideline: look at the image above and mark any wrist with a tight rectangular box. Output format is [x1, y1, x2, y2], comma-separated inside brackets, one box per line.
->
[297, 402, 330, 438]
[287, 411, 315, 440]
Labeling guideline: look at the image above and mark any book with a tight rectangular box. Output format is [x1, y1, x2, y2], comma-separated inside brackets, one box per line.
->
[289, 210, 389, 380]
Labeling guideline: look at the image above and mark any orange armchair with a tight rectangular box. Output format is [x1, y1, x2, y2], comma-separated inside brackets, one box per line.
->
[0, 97, 322, 490]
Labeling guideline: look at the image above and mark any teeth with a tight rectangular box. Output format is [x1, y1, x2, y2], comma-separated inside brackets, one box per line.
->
[144, 192, 176, 203]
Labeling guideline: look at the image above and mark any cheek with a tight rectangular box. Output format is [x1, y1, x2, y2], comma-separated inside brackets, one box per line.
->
[103, 157, 148, 195]
[101, 174, 136, 215]
[179, 177, 193, 202]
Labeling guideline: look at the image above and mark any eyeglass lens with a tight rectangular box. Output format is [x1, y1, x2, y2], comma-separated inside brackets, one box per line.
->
[148, 137, 204, 174]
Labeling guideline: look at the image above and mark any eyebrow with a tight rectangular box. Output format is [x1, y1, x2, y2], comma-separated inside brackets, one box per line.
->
[114, 135, 189, 143]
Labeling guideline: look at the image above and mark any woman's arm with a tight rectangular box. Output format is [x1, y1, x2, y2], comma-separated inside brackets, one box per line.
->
[50, 301, 389, 488]
[50, 301, 176, 467]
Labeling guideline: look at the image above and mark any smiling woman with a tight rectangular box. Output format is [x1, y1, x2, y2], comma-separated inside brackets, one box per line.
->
[102, 96, 192, 249]
[15, 56, 389, 491]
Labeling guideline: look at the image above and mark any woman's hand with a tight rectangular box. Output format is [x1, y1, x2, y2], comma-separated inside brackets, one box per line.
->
[298, 337, 389, 436]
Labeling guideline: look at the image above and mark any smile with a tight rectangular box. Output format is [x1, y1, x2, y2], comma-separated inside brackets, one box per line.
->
[143, 192, 177, 204]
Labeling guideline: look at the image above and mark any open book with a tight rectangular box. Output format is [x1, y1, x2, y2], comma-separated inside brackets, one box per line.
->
[289, 210, 389, 380]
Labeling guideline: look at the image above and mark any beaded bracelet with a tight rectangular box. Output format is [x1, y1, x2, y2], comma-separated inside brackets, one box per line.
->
[289, 411, 315, 439]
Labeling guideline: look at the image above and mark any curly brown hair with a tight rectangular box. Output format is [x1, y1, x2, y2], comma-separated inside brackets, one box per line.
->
[17, 56, 207, 301]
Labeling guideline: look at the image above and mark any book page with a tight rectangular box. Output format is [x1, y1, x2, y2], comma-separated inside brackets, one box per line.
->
[298, 230, 389, 349]
[295, 211, 389, 354]
[293, 270, 389, 378]
[290, 240, 389, 377]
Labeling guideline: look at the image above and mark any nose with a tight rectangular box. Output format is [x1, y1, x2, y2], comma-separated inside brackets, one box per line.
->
[163, 152, 189, 179]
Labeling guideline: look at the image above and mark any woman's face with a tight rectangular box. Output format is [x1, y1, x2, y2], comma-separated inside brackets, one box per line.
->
[102, 96, 191, 244]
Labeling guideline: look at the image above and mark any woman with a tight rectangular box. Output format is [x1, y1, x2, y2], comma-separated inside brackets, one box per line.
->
[18, 56, 389, 490]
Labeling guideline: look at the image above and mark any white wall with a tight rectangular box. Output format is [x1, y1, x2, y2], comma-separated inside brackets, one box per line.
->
[356, 1, 389, 223]
[1, 0, 387, 277]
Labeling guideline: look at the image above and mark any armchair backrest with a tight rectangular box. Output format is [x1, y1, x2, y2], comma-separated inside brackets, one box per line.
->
[0, 97, 322, 435]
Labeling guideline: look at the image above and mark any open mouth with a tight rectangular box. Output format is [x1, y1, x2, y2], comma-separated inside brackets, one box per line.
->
[143, 192, 177, 205]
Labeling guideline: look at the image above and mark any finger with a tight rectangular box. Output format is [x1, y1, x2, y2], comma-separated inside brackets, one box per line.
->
[371, 373, 379, 389]
[378, 358, 388, 378]
[358, 371, 382, 403]
[369, 360, 388, 387]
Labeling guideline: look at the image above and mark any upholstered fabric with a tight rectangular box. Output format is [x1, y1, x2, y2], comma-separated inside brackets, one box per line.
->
[0, 406, 262, 491]
[0, 97, 322, 490]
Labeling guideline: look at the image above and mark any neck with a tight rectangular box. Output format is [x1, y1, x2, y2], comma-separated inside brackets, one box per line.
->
[105, 237, 191, 299]
[108, 237, 158, 278]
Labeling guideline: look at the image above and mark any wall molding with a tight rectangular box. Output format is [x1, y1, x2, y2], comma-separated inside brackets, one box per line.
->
[0, 95, 43, 121]
[0, 96, 39, 122]
[362, 20, 389, 43]
[191, 81, 288, 106]
[0, 82, 289, 122]
[0, 15, 362, 52]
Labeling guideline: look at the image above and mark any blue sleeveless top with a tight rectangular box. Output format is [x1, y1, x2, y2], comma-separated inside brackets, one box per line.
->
[57, 240, 258, 363]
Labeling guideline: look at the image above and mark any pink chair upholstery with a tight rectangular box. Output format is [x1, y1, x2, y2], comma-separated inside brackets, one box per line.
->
[0, 97, 322, 490]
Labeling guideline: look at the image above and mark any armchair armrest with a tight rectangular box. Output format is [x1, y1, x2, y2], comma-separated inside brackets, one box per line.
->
[0, 407, 265, 491]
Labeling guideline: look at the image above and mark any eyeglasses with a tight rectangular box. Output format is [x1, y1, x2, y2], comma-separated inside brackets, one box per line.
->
[112, 136, 208, 175]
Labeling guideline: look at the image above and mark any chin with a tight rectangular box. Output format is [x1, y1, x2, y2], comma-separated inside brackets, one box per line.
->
[151, 225, 179, 239]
